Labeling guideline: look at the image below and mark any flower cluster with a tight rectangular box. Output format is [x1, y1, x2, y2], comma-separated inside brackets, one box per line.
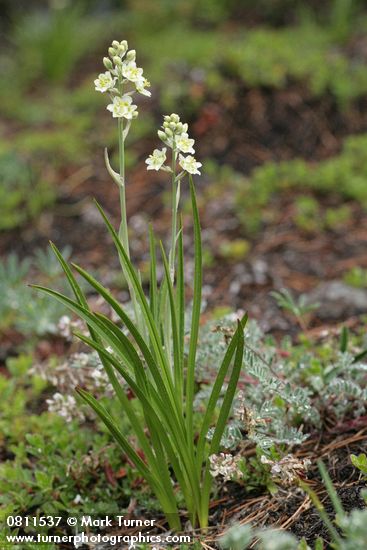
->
[260, 454, 311, 487]
[209, 452, 242, 482]
[146, 113, 202, 175]
[46, 393, 85, 423]
[57, 315, 86, 342]
[94, 39, 151, 120]
[33, 351, 117, 422]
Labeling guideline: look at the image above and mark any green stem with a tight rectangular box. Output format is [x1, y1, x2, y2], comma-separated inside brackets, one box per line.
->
[169, 149, 178, 279]
[117, 116, 144, 336]
[163, 149, 178, 366]
[117, 117, 129, 255]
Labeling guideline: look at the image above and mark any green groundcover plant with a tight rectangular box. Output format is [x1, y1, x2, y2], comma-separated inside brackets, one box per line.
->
[33, 40, 247, 531]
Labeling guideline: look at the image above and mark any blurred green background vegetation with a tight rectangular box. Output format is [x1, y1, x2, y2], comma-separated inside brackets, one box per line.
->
[1, 0, 367, 331]
[1, 0, 367, 225]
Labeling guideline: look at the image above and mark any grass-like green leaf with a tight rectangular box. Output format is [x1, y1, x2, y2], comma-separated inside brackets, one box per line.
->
[160, 241, 182, 397]
[176, 217, 185, 377]
[185, 177, 202, 444]
[196, 313, 248, 469]
[94, 200, 174, 395]
[199, 319, 245, 524]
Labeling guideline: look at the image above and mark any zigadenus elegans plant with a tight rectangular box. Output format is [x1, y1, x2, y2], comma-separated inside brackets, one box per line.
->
[32, 40, 247, 531]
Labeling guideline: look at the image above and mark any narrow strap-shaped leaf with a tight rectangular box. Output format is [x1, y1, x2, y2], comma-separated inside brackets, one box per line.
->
[86, 354, 159, 476]
[94, 200, 174, 397]
[160, 242, 181, 398]
[75, 332, 179, 441]
[35, 283, 188, 451]
[185, 178, 202, 443]
[94, 311, 148, 392]
[49, 242, 88, 308]
[71, 263, 177, 412]
[48, 245, 163, 482]
[93, 314, 170, 493]
[317, 460, 344, 517]
[77, 386, 181, 522]
[148, 225, 158, 324]
[71, 264, 158, 368]
[196, 314, 248, 468]
[47, 239, 183, 519]
[49, 244, 111, 368]
[339, 326, 348, 353]
[89, 335, 178, 510]
[199, 322, 245, 524]
[298, 476, 342, 546]
[76, 387, 157, 487]
[208, 319, 244, 454]
[30, 286, 146, 376]
[74, 331, 200, 515]
[176, 217, 185, 386]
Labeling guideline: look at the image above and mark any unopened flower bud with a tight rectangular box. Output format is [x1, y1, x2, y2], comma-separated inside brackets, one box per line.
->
[117, 45, 126, 57]
[112, 40, 120, 48]
[164, 115, 171, 122]
[170, 113, 180, 123]
[165, 127, 173, 137]
[182, 123, 188, 133]
[169, 122, 176, 130]
[113, 56, 122, 66]
[126, 50, 136, 62]
[108, 47, 116, 58]
[118, 41, 128, 56]
[158, 130, 167, 142]
[176, 122, 183, 133]
[103, 57, 113, 70]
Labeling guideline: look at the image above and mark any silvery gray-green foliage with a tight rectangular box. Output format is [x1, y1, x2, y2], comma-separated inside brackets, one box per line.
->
[220, 522, 303, 550]
[196, 315, 367, 457]
[337, 505, 367, 550]
[196, 316, 314, 451]
[271, 288, 319, 329]
[0, 250, 71, 335]
[220, 524, 253, 550]
[287, 348, 367, 421]
[320, 353, 367, 419]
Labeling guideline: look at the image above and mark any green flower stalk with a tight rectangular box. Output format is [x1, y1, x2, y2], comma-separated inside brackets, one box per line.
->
[33, 39, 246, 532]
[146, 114, 201, 362]
[95, 40, 151, 334]
[146, 113, 201, 279]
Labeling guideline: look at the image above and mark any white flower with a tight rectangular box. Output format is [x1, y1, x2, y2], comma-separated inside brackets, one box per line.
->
[121, 61, 144, 83]
[107, 95, 138, 119]
[261, 454, 311, 486]
[209, 453, 241, 482]
[136, 77, 151, 97]
[94, 71, 116, 93]
[178, 154, 202, 175]
[145, 148, 167, 171]
[58, 315, 72, 340]
[46, 393, 84, 423]
[176, 132, 195, 154]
